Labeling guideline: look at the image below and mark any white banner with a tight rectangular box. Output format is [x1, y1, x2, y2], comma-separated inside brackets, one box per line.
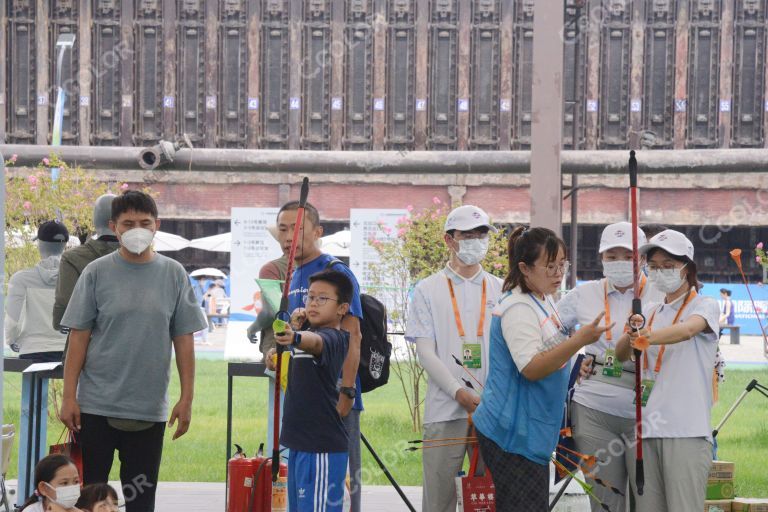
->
[225, 207, 282, 360]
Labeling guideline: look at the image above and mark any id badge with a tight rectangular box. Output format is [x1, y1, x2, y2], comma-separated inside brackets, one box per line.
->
[633, 379, 655, 407]
[601, 348, 623, 378]
[462, 342, 482, 369]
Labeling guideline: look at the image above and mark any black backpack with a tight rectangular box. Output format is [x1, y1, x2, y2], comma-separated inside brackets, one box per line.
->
[325, 259, 391, 393]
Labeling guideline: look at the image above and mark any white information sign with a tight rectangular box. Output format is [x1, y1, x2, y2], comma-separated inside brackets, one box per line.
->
[225, 207, 282, 360]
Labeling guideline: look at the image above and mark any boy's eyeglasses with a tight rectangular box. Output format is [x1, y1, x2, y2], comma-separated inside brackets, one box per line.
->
[302, 295, 339, 306]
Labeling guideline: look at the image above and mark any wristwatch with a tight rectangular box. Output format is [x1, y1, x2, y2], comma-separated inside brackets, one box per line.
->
[340, 386, 357, 400]
[292, 332, 302, 348]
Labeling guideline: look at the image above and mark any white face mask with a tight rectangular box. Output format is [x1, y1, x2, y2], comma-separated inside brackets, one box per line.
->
[120, 227, 155, 255]
[45, 482, 81, 509]
[602, 260, 635, 288]
[455, 237, 489, 265]
[648, 265, 687, 294]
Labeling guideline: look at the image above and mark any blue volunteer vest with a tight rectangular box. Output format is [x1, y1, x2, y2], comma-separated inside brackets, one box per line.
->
[472, 290, 570, 466]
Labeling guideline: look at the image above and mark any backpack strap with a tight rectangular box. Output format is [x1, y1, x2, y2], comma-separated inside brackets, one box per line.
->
[324, 257, 345, 270]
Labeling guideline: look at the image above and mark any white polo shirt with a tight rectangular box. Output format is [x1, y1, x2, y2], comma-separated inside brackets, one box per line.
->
[405, 265, 503, 425]
[640, 292, 720, 441]
[557, 278, 665, 418]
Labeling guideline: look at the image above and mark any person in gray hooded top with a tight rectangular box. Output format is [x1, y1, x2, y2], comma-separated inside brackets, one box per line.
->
[5, 220, 70, 362]
[53, 194, 121, 331]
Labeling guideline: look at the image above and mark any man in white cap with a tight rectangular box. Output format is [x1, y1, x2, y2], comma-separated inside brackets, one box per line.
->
[556, 221, 664, 512]
[53, 194, 120, 331]
[405, 205, 503, 512]
[5, 220, 71, 362]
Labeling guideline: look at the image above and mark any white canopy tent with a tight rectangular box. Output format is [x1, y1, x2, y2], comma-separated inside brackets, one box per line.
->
[319, 229, 351, 258]
[188, 229, 351, 257]
[189, 232, 231, 252]
[190, 267, 227, 278]
[152, 231, 190, 252]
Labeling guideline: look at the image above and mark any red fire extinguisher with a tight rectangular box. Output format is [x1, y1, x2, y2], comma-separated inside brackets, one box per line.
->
[227, 444, 288, 512]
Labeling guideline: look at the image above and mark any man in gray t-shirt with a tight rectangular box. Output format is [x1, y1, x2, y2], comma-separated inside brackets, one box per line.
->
[59, 191, 206, 512]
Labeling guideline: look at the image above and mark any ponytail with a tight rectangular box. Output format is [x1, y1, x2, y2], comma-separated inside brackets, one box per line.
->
[20, 454, 75, 510]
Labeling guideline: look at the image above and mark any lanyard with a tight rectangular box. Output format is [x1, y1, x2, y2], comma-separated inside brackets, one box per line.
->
[528, 293, 569, 337]
[604, 276, 646, 342]
[643, 289, 697, 373]
[447, 277, 487, 340]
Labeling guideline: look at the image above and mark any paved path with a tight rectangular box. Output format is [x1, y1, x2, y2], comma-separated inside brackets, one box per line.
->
[718, 335, 768, 367]
[5, 480, 593, 511]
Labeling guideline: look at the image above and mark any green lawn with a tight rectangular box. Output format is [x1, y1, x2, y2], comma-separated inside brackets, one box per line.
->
[3, 362, 767, 497]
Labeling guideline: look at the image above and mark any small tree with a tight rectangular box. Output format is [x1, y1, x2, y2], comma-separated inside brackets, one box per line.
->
[368, 199, 508, 431]
[4, 154, 128, 420]
[4, 154, 116, 281]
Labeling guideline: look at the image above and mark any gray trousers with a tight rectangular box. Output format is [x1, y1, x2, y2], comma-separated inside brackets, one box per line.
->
[572, 402, 635, 512]
[343, 409, 362, 512]
[422, 418, 476, 512]
[626, 437, 712, 512]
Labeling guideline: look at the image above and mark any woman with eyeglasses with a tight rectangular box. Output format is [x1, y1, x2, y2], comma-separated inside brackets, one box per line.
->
[556, 222, 665, 512]
[615, 230, 720, 512]
[472, 226, 612, 511]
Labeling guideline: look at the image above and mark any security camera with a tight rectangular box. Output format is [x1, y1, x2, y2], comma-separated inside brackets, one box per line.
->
[138, 134, 193, 170]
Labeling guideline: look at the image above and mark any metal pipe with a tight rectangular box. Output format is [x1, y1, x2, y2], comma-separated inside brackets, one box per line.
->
[2, 144, 768, 174]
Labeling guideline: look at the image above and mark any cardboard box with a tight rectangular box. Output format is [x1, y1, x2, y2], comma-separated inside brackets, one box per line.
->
[709, 461, 736, 480]
[705, 500, 733, 512]
[732, 499, 768, 512]
[707, 480, 736, 500]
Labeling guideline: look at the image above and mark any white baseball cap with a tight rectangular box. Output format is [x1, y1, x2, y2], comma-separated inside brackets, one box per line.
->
[640, 229, 694, 260]
[444, 205, 498, 233]
[599, 221, 646, 253]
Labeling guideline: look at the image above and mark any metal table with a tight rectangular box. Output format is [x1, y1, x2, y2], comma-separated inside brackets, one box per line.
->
[4, 358, 63, 509]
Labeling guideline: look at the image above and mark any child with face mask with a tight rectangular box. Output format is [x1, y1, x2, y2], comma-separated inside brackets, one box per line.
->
[20, 454, 82, 511]
[616, 229, 721, 512]
[556, 222, 665, 512]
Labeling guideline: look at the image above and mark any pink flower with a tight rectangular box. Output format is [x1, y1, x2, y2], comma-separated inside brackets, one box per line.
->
[493, 263, 504, 270]
[27, 175, 38, 186]
[120, 183, 129, 191]
[432, 196, 441, 205]
[757, 256, 762, 263]
[10, 154, 18, 163]
[758, 242, 764, 250]
[42, 157, 50, 166]
[23, 201, 32, 210]
[406, 205, 414, 212]
[382, 225, 392, 235]
[397, 227, 407, 237]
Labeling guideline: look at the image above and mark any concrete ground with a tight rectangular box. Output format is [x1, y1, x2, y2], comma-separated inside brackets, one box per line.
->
[5, 479, 591, 511]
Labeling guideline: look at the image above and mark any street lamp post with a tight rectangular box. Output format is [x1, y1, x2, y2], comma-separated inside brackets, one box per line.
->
[51, 33, 76, 182]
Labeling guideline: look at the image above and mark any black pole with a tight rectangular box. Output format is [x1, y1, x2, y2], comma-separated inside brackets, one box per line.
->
[549, 474, 575, 511]
[360, 432, 417, 512]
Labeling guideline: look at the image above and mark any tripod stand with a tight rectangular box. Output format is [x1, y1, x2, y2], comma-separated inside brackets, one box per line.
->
[713, 379, 768, 439]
